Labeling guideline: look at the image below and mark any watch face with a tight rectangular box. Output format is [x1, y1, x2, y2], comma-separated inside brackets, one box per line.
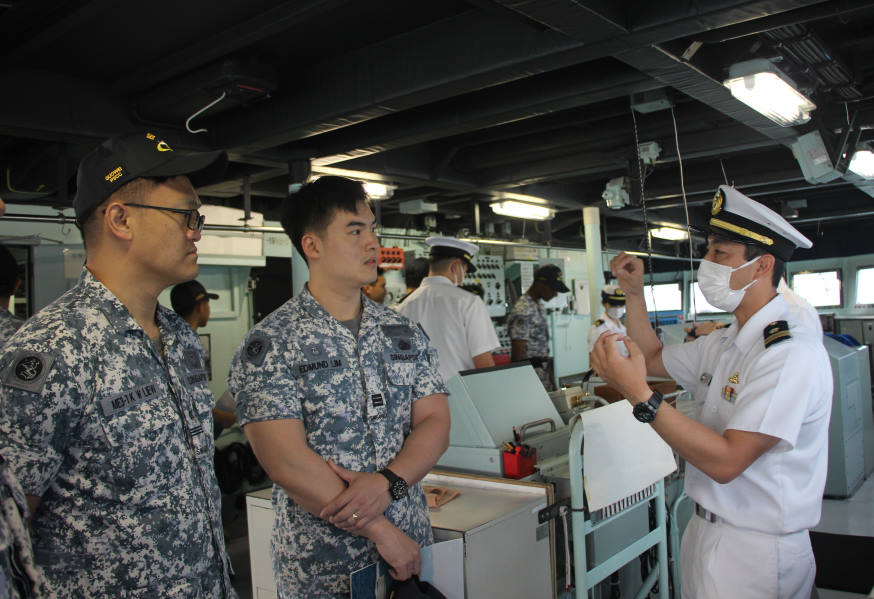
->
[633, 402, 656, 423]
[390, 479, 408, 500]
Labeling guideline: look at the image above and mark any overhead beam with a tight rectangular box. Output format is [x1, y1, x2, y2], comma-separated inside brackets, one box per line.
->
[111, 0, 352, 94]
[217, 9, 592, 154]
[295, 67, 663, 165]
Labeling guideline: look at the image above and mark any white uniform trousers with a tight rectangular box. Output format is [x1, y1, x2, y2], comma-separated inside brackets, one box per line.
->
[680, 514, 816, 599]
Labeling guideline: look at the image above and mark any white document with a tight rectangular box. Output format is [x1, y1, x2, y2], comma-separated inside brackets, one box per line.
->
[581, 401, 677, 511]
[420, 538, 464, 599]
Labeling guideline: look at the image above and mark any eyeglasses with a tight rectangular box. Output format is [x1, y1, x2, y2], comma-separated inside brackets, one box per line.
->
[122, 203, 205, 232]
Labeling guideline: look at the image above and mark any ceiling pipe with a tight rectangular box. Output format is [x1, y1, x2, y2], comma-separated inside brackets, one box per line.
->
[692, 0, 874, 44]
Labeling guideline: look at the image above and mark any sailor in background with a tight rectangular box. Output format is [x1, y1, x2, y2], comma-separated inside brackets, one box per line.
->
[507, 263, 570, 391]
[587, 284, 627, 354]
[591, 185, 830, 599]
[398, 236, 500, 382]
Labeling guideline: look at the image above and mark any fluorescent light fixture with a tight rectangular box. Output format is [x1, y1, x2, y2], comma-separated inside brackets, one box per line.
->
[363, 182, 394, 200]
[650, 227, 689, 241]
[490, 201, 555, 221]
[848, 149, 874, 179]
[308, 171, 395, 199]
[724, 59, 816, 127]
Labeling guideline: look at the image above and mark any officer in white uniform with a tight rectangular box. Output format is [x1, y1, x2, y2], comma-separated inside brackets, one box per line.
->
[590, 185, 831, 599]
[398, 237, 500, 382]
[587, 285, 627, 351]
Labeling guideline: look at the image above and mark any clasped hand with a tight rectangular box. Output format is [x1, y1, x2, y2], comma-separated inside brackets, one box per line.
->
[319, 460, 391, 532]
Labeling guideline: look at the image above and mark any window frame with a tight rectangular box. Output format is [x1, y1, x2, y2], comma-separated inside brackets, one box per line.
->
[854, 265, 874, 308]
[789, 268, 843, 309]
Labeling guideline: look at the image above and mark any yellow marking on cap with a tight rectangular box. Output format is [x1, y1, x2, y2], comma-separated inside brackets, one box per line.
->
[156, 140, 173, 152]
[146, 133, 156, 140]
[194, 293, 206, 302]
[709, 217, 774, 246]
[712, 190, 724, 215]
[105, 166, 124, 182]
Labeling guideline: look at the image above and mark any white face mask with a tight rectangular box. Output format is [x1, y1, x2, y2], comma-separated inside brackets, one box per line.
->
[607, 306, 625, 320]
[450, 262, 465, 286]
[696, 256, 760, 313]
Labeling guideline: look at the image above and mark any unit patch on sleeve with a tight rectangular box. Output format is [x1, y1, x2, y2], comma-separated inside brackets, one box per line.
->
[244, 336, 271, 366]
[3, 349, 55, 393]
[763, 320, 791, 348]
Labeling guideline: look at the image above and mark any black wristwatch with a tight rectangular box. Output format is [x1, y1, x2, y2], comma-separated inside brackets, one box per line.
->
[378, 468, 409, 501]
[632, 390, 664, 423]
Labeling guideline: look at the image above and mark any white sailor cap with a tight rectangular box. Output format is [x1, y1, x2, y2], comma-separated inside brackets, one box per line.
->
[601, 284, 626, 305]
[694, 185, 812, 261]
[425, 236, 479, 273]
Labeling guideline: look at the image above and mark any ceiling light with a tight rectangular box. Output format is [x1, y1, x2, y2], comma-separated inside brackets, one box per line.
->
[490, 201, 555, 221]
[724, 59, 816, 127]
[363, 181, 394, 200]
[650, 227, 688, 241]
[848, 149, 874, 179]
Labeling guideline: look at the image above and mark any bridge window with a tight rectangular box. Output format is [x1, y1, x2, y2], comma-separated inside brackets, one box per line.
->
[791, 270, 841, 308]
[855, 267, 874, 306]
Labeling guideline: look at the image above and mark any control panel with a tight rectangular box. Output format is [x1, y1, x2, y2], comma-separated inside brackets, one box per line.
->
[470, 254, 506, 317]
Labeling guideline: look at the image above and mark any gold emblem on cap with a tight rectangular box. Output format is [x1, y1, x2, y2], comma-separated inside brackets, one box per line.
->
[105, 166, 124, 183]
[146, 132, 156, 140]
[712, 190, 724, 215]
[156, 140, 173, 152]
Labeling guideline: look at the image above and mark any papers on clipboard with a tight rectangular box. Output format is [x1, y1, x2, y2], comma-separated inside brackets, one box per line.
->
[581, 401, 677, 511]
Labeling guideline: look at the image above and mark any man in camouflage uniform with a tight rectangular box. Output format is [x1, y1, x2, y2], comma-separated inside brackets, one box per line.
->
[0, 133, 235, 597]
[228, 176, 449, 598]
[0, 245, 24, 347]
[507, 264, 569, 391]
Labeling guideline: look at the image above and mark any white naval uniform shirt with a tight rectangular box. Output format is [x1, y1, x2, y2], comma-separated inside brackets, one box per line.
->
[662, 294, 831, 534]
[587, 311, 626, 350]
[398, 276, 500, 382]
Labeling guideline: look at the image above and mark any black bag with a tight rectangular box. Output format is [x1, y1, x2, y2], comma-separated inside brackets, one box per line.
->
[388, 575, 447, 599]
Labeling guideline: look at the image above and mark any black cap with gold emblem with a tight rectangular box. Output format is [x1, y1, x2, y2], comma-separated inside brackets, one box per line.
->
[693, 185, 812, 261]
[73, 132, 227, 226]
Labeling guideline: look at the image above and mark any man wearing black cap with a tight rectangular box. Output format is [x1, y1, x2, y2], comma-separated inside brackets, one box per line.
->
[171, 280, 237, 436]
[172, 279, 219, 329]
[507, 264, 569, 391]
[591, 185, 830, 598]
[398, 236, 500, 382]
[0, 132, 236, 597]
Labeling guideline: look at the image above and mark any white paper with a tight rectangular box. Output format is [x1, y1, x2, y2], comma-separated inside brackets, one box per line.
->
[581, 401, 677, 511]
[420, 538, 464, 599]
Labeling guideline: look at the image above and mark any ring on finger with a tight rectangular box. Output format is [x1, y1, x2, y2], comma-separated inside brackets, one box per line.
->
[351, 513, 359, 521]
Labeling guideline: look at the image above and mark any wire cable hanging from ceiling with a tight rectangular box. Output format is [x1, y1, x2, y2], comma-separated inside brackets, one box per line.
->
[670, 105, 698, 322]
[630, 105, 659, 330]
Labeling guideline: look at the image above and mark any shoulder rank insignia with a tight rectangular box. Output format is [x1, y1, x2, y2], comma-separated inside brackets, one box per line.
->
[594, 319, 605, 326]
[763, 320, 790, 348]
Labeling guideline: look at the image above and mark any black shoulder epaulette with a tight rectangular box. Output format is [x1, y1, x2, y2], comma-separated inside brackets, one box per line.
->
[763, 320, 790, 348]
[594, 319, 604, 326]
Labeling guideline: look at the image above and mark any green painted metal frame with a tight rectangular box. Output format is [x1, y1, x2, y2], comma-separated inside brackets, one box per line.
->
[568, 416, 670, 599]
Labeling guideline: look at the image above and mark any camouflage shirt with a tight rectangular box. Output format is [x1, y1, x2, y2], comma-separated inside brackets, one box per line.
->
[0, 310, 24, 349]
[0, 454, 45, 599]
[507, 294, 553, 389]
[228, 286, 446, 599]
[0, 268, 235, 598]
